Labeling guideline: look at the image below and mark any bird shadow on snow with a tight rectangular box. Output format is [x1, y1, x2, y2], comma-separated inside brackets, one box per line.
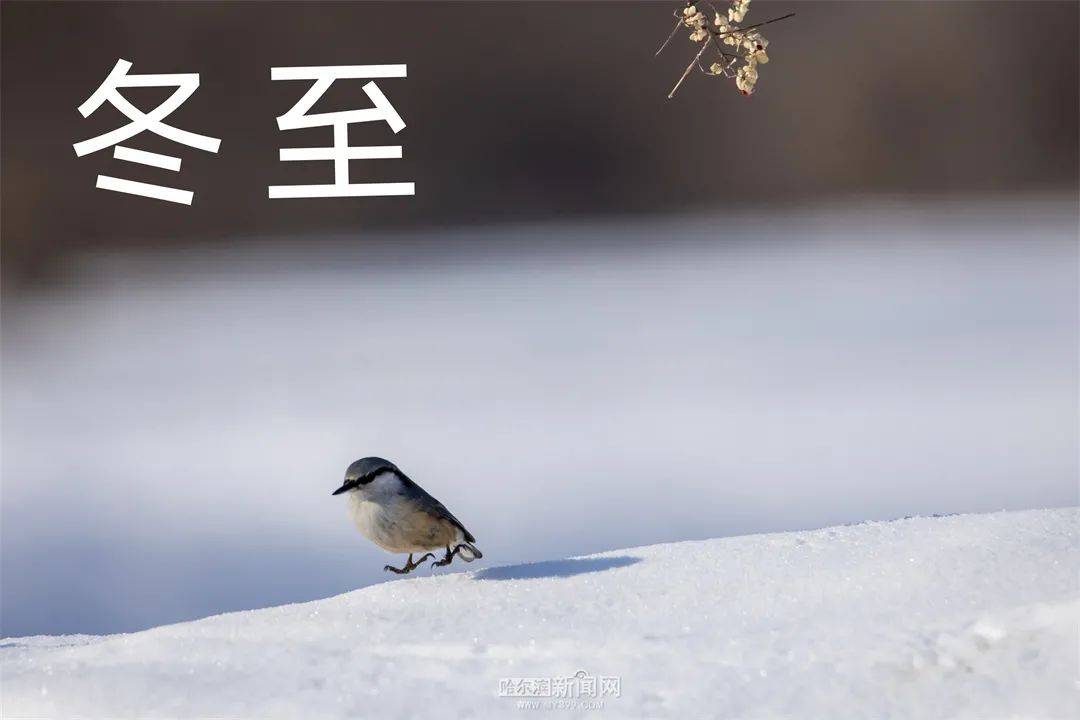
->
[473, 556, 641, 581]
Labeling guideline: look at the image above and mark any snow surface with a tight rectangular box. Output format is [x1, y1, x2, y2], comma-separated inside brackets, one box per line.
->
[2, 508, 1077, 719]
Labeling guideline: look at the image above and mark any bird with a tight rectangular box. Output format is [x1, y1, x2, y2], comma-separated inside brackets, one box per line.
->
[332, 457, 482, 574]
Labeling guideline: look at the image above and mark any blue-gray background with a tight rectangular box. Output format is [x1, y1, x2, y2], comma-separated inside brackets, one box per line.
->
[2, 2, 1077, 637]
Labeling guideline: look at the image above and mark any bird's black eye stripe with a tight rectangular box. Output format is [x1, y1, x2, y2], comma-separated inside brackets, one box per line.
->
[351, 468, 394, 486]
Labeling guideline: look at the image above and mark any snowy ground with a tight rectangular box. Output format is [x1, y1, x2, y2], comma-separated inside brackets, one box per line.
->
[2, 508, 1076, 719]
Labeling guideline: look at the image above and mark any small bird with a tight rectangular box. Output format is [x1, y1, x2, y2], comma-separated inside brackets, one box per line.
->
[332, 457, 482, 574]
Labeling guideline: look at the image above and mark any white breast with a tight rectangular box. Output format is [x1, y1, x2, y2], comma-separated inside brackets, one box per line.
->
[347, 475, 404, 550]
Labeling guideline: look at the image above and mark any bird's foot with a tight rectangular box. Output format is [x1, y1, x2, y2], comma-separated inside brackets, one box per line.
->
[430, 545, 464, 568]
[411, 552, 435, 569]
[385, 552, 436, 575]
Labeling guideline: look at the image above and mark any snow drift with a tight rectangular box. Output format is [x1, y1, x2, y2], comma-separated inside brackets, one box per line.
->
[2, 508, 1076, 719]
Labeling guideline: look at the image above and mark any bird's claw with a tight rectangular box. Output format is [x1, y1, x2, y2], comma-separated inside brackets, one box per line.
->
[386, 552, 437, 575]
[430, 544, 464, 569]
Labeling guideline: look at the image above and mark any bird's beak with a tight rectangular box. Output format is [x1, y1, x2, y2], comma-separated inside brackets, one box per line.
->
[331, 481, 354, 496]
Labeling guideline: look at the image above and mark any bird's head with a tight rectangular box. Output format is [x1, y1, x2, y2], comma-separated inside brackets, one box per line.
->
[332, 456, 401, 496]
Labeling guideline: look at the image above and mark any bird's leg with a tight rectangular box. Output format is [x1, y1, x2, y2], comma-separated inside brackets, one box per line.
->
[384, 554, 411, 574]
[384, 552, 436, 574]
[431, 545, 464, 568]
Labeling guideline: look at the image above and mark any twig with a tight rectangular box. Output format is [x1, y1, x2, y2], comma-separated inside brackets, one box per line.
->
[715, 12, 795, 38]
[669, 38, 712, 99]
[655, 18, 683, 56]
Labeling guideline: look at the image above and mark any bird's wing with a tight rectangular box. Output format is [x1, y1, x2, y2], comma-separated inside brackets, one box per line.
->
[400, 475, 476, 543]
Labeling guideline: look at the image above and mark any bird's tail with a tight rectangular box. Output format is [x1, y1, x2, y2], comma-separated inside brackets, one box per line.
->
[458, 542, 483, 562]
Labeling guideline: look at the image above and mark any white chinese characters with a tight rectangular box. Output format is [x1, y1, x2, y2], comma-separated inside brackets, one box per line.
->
[269, 65, 414, 199]
[498, 670, 621, 699]
[73, 59, 221, 205]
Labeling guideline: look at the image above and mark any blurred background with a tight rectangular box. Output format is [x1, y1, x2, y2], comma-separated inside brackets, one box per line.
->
[2, 1, 1077, 637]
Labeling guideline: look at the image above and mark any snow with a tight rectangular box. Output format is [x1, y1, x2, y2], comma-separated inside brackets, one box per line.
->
[2, 508, 1076, 719]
